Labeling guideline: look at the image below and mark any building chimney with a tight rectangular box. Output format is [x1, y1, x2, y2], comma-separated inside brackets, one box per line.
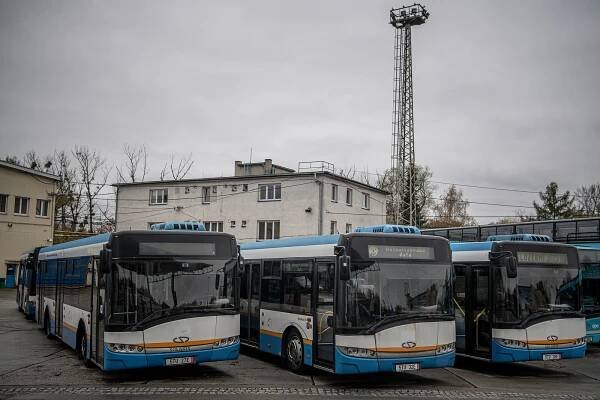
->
[264, 159, 273, 175]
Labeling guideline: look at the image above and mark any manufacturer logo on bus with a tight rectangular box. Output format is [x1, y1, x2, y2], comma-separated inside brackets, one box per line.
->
[401, 341, 416, 349]
[173, 336, 190, 343]
[547, 335, 558, 342]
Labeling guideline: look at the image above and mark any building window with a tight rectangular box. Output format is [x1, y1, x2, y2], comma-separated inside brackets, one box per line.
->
[0, 194, 7, 213]
[330, 221, 337, 234]
[258, 183, 281, 201]
[14, 196, 29, 215]
[202, 187, 211, 204]
[212, 185, 218, 194]
[346, 223, 353, 233]
[231, 220, 236, 228]
[346, 188, 353, 206]
[258, 220, 280, 240]
[242, 184, 248, 192]
[149, 189, 168, 205]
[205, 221, 223, 232]
[241, 220, 247, 228]
[362, 193, 370, 210]
[36, 199, 50, 217]
[331, 184, 338, 202]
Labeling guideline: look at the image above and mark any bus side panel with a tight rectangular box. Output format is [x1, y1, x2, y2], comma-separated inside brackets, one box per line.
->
[260, 309, 313, 365]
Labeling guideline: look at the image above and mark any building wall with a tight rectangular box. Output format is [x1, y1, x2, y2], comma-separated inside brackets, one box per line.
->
[0, 167, 56, 280]
[115, 174, 387, 243]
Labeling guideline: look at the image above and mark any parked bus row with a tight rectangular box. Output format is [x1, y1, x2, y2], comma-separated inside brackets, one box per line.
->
[13, 222, 594, 375]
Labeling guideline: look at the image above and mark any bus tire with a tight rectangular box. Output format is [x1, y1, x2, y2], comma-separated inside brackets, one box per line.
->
[44, 310, 53, 339]
[77, 324, 93, 368]
[283, 329, 305, 373]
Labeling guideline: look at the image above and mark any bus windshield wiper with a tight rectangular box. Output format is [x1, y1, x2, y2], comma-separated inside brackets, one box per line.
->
[366, 312, 447, 334]
[520, 309, 580, 326]
[129, 308, 173, 330]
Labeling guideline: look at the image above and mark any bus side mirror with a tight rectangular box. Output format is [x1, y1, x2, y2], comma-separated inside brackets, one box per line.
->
[339, 255, 351, 281]
[492, 252, 517, 278]
[327, 315, 334, 328]
[506, 256, 517, 278]
[215, 274, 221, 290]
[100, 249, 111, 274]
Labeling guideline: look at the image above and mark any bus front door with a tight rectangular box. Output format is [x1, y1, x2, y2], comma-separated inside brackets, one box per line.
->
[242, 263, 260, 344]
[313, 261, 335, 368]
[91, 258, 104, 366]
[55, 260, 66, 337]
[467, 265, 491, 356]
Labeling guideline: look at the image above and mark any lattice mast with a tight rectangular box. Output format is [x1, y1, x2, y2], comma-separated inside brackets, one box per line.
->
[389, 4, 429, 225]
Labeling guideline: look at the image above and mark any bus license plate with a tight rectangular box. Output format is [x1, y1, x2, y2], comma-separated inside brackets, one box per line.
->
[395, 363, 420, 372]
[165, 356, 196, 366]
[543, 354, 561, 361]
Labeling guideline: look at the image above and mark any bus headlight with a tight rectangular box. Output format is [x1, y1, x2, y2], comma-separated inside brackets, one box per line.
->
[497, 338, 527, 348]
[338, 346, 377, 358]
[107, 343, 144, 353]
[575, 337, 587, 345]
[213, 336, 239, 348]
[436, 342, 455, 354]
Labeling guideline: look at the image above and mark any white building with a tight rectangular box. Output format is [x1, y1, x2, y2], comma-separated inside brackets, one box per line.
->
[115, 160, 388, 242]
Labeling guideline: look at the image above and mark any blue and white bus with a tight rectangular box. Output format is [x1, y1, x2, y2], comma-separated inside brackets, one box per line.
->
[16, 247, 43, 319]
[150, 221, 205, 231]
[577, 246, 600, 344]
[239, 225, 456, 374]
[36, 230, 240, 371]
[451, 235, 587, 362]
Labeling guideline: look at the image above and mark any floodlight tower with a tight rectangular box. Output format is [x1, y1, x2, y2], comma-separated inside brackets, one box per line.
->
[389, 4, 429, 226]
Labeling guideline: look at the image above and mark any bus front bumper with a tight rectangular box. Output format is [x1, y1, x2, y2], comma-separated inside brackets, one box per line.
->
[103, 342, 239, 371]
[491, 341, 586, 362]
[334, 347, 455, 374]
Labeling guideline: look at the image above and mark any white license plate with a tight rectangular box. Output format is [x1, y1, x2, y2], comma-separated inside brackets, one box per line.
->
[395, 363, 420, 372]
[165, 356, 196, 366]
[543, 353, 561, 361]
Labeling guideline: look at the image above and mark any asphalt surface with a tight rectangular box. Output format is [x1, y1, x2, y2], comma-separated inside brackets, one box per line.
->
[0, 289, 598, 399]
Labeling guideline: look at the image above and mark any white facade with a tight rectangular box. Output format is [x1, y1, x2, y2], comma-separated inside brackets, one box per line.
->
[115, 166, 387, 243]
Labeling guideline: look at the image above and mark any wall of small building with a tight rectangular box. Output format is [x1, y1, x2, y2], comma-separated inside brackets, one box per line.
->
[0, 167, 55, 282]
[115, 173, 387, 243]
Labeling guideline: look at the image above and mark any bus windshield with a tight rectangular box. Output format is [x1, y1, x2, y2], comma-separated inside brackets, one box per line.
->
[108, 259, 237, 327]
[341, 261, 452, 330]
[517, 265, 579, 319]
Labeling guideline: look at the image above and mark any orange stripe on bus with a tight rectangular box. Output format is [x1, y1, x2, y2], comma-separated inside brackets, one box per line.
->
[141, 339, 216, 349]
[260, 329, 283, 338]
[372, 345, 437, 353]
[527, 339, 576, 345]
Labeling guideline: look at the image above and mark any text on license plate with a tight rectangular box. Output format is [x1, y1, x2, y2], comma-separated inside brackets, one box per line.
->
[395, 363, 420, 372]
[543, 353, 561, 361]
[165, 356, 196, 366]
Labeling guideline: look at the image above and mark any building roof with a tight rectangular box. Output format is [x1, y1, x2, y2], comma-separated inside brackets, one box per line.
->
[112, 171, 389, 195]
[0, 160, 61, 181]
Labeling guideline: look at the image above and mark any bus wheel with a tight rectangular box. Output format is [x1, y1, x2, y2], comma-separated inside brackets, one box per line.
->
[284, 330, 305, 373]
[78, 330, 93, 368]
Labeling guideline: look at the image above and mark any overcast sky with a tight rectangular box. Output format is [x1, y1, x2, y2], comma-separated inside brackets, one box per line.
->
[1, 0, 599, 223]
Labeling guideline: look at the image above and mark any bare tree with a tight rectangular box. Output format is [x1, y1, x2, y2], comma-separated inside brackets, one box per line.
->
[575, 183, 600, 217]
[376, 165, 436, 227]
[160, 153, 194, 181]
[116, 144, 147, 183]
[426, 185, 476, 228]
[73, 146, 111, 233]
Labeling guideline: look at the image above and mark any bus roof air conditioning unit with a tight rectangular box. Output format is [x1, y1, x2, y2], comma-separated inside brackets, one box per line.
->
[354, 225, 421, 234]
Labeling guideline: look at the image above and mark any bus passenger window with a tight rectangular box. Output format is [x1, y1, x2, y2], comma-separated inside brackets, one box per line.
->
[282, 260, 312, 314]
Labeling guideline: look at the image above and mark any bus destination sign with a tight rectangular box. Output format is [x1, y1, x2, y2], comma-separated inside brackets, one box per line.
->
[517, 252, 568, 266]
[368, 245, 435, 260]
